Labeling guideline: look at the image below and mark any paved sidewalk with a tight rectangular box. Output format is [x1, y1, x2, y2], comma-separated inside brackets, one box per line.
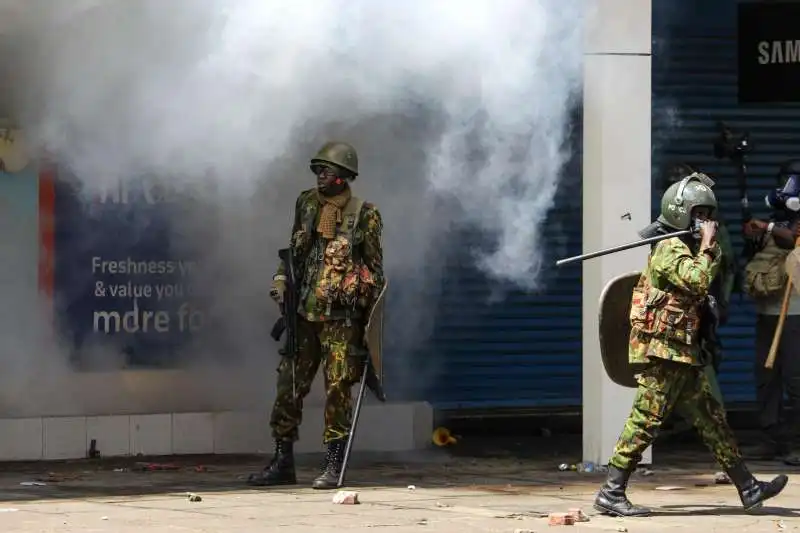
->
[0, 448, 796, 532]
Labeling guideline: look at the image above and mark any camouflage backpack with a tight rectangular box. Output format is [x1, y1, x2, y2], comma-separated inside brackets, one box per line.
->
[743, 235, 790, 299]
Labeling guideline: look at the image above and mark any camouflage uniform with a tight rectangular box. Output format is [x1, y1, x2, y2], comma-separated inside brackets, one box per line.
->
[610, 236, 740, 471]
[248, 141, 385, 490]
[269, 187, 385, 444]
[594, 174, 788, 518]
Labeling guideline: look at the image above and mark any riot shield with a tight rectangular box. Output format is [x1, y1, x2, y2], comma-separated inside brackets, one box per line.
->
[364, 279, 387, 387]
[598, 271, 641, 389]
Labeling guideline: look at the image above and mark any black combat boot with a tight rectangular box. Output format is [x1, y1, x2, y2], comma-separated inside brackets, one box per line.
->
[725, 460, 788, 511]
[246, 439, 297, 486]
[593, 464, 652, 517]
[312, 439, 346, 490]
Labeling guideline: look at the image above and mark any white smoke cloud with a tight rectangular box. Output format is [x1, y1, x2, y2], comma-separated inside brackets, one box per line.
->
[0, 0, 588, 414]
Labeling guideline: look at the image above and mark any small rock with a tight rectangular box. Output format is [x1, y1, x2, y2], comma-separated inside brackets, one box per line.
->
[714, 472, 731, 485]
[187, 493, 202, 502]
[407, 485, 416, 490]
[417, 518, 428, 525]
[548, 512, 575, 526]
[332, 490, 360, 505]
[567, 508, 589, 522]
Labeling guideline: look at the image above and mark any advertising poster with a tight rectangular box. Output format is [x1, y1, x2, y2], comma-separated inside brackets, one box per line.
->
[51, 172, 206, 369]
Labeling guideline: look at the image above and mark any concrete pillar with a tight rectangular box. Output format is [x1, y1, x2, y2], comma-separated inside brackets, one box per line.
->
[582, 0, 653, 465]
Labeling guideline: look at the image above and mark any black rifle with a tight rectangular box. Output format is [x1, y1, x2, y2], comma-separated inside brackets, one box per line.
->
[270, 247, 298, 400]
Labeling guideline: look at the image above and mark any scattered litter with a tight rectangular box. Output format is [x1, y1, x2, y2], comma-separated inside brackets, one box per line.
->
[617, 528, 628, 532]
[432, 427, 457, 446]
[514, 529, 536, 533]
[577, 462, 595, 473]
[568, 508, 589, 522]
[0, 508, 19, 513]
[332, 490, 360, 505]
[187, 493, 202, 502]
[417, 518, 428, 526]
[20, 482, 46, 487]
[135, 462, 180, 472]
[101, 516, 109, 521]
[113, 468, 126, 473]
[776, 520, 786, 529]
[37, 472, 82, 483]
[558, 463, 573, 471]
[637, 468, 654, 476]
[548, 512, 575, 526]
[714, 472, 731, 485]
[435, 502, 450, 508]
[655, 485, 685, 491]
[407, 485, 416, 491]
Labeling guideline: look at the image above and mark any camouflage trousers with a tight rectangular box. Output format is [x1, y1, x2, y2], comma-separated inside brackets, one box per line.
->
[609, 359, 742, 471]
[270, 318, 365, 444]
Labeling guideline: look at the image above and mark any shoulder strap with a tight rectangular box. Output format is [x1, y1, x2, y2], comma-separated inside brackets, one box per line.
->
[341, 196, 365, 238]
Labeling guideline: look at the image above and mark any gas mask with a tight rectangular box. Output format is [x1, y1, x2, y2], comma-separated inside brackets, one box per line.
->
[765, 174, 800, 213]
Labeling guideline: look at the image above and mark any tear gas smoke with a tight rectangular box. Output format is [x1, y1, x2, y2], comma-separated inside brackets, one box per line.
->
[0, 0, 587, 415]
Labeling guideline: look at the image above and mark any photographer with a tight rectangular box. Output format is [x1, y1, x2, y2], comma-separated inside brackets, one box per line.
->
[742, 159, 800, 466]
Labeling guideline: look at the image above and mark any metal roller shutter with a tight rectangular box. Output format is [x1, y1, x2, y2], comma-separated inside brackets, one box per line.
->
[421, 114, 584, 410]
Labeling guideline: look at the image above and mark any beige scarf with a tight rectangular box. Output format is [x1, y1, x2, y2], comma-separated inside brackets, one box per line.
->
[316, 186, 352, 239]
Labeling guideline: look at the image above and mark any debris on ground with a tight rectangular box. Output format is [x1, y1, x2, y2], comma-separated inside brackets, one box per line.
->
[637, 467, 654, 476]
[417, 518, 428, 525]
[0, 508, 19, 513]
[548, 512, 575, 526]
[567, 508, 589, 522]
[407, 485, 416, 490]
[135, 462, 180, 472]
[20, 481, 46, 487]
[187, 493, 202, 502]
[332, 491, 360, 505]
[776, 520, 786, 529]
[655, 485, 685, 491]
[36, 472, 83, 483]
[714, 471, 731, 484]
[113, 468, 127, 473]
[435, 502, 450, 508]
[514, 529, 536, 533]
[101, 516, 109, 521]
[616, 528, 628, 532]
[195, 465, 209, 473]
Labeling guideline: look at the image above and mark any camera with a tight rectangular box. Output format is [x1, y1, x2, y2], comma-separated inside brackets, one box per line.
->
[713, 122, 754, 161]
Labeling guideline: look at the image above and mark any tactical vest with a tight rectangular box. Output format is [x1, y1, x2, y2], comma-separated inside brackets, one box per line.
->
[743, 235, 789, 300]
[629, 261, 702, 347]
[298, 195, 372, 321]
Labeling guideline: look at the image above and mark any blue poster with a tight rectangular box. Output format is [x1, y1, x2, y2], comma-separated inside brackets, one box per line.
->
[53, 173, 205, 368]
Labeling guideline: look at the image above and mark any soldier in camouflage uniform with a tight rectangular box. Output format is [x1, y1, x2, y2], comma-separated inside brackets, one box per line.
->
[594, 175, 788, 517]
[247, 141, 385, 490]
[657, 163, 735, 411]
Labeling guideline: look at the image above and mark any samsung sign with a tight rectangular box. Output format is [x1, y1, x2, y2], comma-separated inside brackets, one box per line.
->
[738, 2, 800, 103]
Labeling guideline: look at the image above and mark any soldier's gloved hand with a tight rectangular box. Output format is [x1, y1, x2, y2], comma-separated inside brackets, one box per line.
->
[270, 275, 286, 305]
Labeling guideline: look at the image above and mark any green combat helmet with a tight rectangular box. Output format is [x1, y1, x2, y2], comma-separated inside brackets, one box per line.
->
[310, 141, 359, 177]
[657, 173, 718, 230]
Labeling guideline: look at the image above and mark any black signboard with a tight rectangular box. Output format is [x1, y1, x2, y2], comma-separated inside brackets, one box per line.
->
[738, 2, 800, 103]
